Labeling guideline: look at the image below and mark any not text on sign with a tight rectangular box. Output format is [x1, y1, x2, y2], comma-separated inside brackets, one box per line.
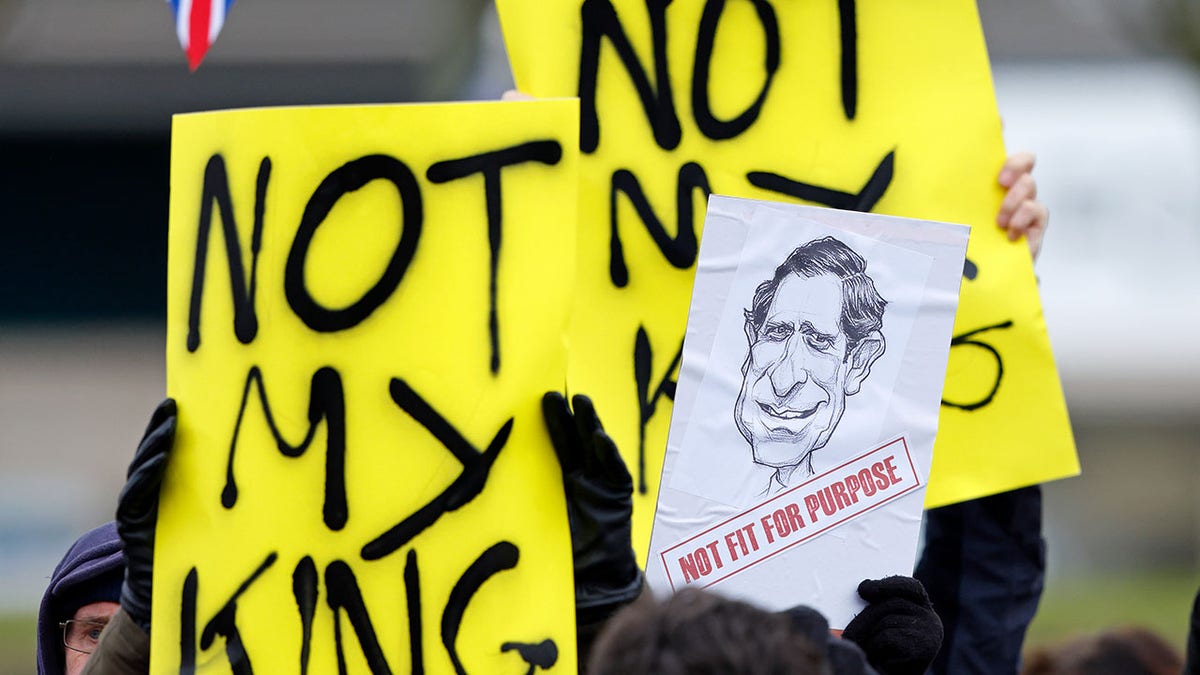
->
[159, 101, 580, 674]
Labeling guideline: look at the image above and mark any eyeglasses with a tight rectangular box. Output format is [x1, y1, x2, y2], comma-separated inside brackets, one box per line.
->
[60, 618, 109, 655]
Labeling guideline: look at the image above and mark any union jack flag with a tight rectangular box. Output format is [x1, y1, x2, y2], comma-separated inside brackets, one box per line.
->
[167, 0, 236, 71]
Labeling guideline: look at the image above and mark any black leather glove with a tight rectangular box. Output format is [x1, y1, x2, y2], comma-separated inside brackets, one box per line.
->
[541, 392, 642, 617]
[842, 576, 943, 675]
[116, 398, 176, 632]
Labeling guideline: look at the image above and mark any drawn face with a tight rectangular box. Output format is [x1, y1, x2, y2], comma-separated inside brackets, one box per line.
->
[735, 272, 852, 469]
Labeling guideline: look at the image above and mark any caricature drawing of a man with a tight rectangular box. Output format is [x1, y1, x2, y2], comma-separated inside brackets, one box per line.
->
[735, 236, 887, 494]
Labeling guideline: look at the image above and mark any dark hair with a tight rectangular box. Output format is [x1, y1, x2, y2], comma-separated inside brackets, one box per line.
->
[588, 588, 829, 675]
[744, 237, 886, 353]
[1021, 627, 1183, 675]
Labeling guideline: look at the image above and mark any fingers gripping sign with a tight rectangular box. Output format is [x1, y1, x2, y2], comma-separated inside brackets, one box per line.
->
[996, 151, 1049, 260]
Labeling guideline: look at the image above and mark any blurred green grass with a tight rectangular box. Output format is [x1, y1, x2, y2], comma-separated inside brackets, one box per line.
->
[1025, 567, 1200, 656]
[0, 613, 35, 674]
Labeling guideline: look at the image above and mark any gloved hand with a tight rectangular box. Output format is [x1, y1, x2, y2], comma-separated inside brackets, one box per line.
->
[842, 575, 943, 675]
[116, 398, 176, 632]
[541, 392, 641, 616]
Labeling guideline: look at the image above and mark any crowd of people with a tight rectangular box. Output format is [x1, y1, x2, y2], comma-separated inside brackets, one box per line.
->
[35, 155, 1190, 675]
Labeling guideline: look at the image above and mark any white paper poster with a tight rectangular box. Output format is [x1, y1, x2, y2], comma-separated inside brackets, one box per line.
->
[646, 196, 969, 626]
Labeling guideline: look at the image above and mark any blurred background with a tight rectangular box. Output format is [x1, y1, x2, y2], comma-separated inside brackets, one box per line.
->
[1, 0, 1198, 671]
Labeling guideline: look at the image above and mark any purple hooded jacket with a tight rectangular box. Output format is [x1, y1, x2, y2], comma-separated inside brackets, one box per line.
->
[36, 521, 124, 675]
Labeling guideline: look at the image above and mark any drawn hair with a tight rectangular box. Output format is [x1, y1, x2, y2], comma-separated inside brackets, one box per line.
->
[587, 588, 828, 675]
[744, 236, 887, 353]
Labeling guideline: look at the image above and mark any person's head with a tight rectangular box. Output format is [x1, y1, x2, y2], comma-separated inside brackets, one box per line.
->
[588, 587, 830, 674]
[36, 522, 124, 675]
[1021, 627, 1183, 675]
[735, 237, 887, 474]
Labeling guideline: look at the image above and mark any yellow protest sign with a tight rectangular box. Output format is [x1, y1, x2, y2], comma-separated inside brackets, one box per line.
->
[158, 100, 579, 674]
[496, 0, 1077, 544]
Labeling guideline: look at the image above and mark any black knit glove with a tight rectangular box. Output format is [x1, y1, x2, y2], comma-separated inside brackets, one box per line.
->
[842, 576, 943, 675]
[116, 398, 176, 632]
[541, 393, 642, 617]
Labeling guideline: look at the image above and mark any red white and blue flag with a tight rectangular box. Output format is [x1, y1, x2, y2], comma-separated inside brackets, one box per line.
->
[167, 0, 236, 71]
